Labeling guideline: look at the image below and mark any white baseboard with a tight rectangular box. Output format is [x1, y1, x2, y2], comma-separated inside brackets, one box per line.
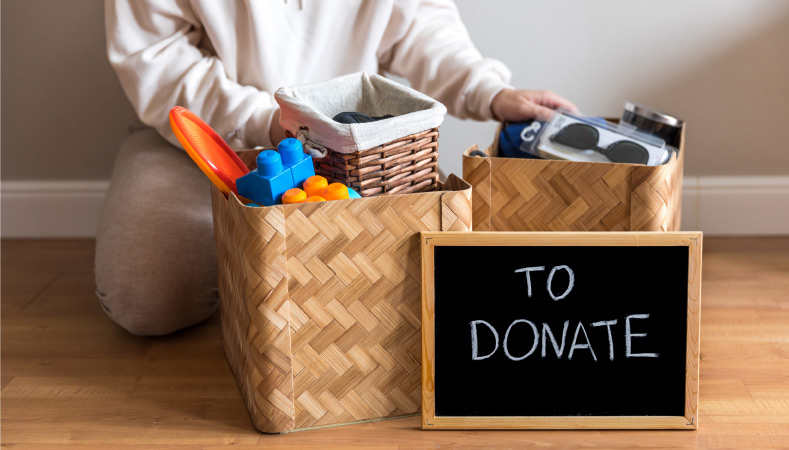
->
[681, 176, 789, 236]
[1, 181, 110, 238]
[1, 177, 788, 238]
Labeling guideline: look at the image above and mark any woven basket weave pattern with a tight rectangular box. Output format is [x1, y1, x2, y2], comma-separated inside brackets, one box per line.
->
[310, 128, 439, 197]
[212, 176, 471, 432]
[463, 127, 684, 232]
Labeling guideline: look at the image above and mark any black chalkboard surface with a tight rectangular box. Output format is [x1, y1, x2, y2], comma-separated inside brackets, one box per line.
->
[421, 232, 701, 430]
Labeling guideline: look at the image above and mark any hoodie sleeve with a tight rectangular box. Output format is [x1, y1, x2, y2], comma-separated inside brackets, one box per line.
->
[105, 0, 276, 148]
[377, 0, 513, 121]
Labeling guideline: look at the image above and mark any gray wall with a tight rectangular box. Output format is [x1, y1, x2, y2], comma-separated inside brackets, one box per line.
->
[2, 0, 136, 181]
[3, 0, 789, 181]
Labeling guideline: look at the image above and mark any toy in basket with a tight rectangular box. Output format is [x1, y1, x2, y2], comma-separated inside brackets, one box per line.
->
[169, 106, 361, 207]
[275, 72, 447, 197]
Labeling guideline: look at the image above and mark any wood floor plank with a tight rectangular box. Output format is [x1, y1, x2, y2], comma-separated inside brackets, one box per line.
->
[2, 237, 789, 448]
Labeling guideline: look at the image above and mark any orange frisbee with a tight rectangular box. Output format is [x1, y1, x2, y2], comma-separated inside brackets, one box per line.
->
[169, 106, 249, 195]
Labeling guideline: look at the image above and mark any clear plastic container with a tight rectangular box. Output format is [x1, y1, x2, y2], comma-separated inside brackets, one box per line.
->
[527, 110, 671, 166]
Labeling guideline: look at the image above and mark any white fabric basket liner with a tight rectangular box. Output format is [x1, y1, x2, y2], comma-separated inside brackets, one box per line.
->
[275, 72, 446, 155]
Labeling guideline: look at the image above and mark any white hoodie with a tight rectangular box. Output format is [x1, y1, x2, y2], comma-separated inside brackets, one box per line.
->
[105, 0, 513, 148]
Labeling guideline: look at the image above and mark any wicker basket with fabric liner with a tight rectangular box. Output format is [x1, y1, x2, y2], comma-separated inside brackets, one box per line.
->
[275, 72, 446, 197]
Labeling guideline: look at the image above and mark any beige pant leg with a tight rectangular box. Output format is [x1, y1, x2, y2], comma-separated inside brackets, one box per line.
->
[95, 128, 218, 336]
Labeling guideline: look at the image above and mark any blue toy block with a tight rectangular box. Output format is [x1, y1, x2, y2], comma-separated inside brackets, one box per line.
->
[288, 155, 315, 188]
[277, 138, 303, 164]
[236, 150, 295, 206]
[278, 138, 315, 187]
[348, 187, 361, 199]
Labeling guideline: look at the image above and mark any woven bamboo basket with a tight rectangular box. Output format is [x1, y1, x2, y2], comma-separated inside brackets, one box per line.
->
[211, 172, 471, 433]
[462, 123, 685, 232]
[287, 128, 440, 197]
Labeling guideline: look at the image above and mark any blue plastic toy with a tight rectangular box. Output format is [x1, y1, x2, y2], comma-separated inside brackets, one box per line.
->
[236, 150, 295, 206]
[278, 138, 315, 187]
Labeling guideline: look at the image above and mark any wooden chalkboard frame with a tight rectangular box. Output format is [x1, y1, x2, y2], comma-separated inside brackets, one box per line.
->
[421, 231, 702, 430]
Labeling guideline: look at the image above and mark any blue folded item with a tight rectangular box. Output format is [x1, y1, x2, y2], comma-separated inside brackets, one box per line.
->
[498, 120, 546, 159]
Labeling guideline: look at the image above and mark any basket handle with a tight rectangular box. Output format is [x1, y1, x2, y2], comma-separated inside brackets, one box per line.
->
[462, 146, 492, 231]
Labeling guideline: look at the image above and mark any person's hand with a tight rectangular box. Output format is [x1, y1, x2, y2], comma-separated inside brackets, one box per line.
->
[491, 89, 579, 122]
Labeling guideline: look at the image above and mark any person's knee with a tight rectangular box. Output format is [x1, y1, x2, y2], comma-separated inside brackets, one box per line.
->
[95, 127, 219, 336]
[95, 287, 170, 336]
[94, 225, 219, 336]
[95, 272, 218, 336]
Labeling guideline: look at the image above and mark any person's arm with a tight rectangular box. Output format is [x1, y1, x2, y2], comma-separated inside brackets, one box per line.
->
[377, 0, 576, 121]
[105, 0, 280, 148]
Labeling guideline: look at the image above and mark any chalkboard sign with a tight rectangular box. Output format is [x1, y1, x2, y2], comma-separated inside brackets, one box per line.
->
[421, 232, 701, 430]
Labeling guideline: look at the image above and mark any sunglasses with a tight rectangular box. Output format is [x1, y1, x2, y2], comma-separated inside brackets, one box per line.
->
[550, 123, 650, 165]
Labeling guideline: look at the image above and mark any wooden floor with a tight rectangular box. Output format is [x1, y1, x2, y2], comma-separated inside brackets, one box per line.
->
[2, 237, 789, 449]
